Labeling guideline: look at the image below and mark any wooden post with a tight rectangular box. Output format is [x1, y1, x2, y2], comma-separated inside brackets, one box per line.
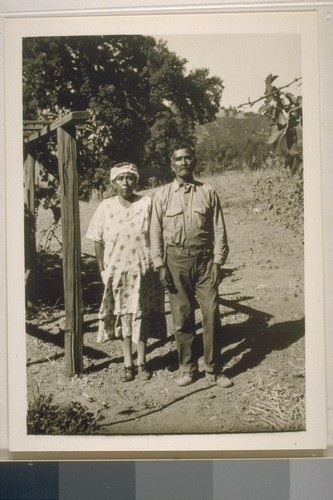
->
[23, 147, 36, 310]
[25, 111, 89, 377]
[57, 125, 83, 376]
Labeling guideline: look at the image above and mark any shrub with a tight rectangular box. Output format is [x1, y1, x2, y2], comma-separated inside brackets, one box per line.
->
[252, 165, 303, 237]
[27, 393, 99, 435]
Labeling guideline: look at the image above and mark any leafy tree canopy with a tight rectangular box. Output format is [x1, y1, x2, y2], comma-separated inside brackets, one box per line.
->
[23, 35, 224, 199]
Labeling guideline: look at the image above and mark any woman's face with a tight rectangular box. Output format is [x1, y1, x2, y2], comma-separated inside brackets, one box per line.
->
[113, 173, 137, 200]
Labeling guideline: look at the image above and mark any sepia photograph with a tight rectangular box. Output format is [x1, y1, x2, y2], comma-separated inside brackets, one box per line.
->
[5, 12, 326, 452]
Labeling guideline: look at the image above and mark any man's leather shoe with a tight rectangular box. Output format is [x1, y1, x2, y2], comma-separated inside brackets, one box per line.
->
[175, 372, 196, 386]
[205, 372, 233, 388]
[205, 372, 217, 385]
[216, 374, 233, 388]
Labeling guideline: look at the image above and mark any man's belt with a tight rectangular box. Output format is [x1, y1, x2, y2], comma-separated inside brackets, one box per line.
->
[166, 244, 212, 256]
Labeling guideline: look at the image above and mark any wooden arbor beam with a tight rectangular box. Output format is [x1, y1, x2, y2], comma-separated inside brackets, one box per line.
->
[24, 111, 90, 144]
[24, 110, 90, 377]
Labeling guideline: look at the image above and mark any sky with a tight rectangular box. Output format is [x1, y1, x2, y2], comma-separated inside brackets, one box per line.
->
[158, 34, 302, 112]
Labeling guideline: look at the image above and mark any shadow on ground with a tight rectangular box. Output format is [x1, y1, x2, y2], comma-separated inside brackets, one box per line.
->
[35, 251, 102, 312]
[25, 323, 124, 365]
[29, 252, 304, 378]
[217, 297, 304, 378]
[147, 295, 304, 378]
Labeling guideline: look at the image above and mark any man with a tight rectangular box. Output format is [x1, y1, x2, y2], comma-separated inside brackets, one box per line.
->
[150, 143, 233, 388]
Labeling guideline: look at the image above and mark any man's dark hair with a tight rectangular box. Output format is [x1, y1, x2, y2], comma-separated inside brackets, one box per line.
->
[170, 142, 196, 159]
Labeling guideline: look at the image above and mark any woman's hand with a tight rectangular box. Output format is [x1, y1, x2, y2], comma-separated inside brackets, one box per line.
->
[100, 268, 109, 285]
[95, 241, 106, 283]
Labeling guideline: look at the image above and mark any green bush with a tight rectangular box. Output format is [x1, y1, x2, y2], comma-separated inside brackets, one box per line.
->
[27, 393, 99, 435]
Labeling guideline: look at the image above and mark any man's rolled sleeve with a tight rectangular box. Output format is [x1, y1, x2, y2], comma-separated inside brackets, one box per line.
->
[150, 193, 165, 269]
[211, 189, 229, 266]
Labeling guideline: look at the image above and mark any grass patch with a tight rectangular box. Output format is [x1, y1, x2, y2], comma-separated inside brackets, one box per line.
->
[238, 374, 305, 432]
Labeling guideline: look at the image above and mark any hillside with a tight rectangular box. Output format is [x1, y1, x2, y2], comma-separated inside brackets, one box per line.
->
[195, 115, 271, 176]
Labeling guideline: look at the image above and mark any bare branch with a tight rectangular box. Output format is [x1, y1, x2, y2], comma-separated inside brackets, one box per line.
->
[237, 77, 302, 110]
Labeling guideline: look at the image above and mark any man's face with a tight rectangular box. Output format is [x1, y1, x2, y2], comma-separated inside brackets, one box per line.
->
[171, 148, 196, 181]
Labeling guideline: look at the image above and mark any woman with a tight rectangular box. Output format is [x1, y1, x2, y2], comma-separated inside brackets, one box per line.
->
[86, 162, 166, 382]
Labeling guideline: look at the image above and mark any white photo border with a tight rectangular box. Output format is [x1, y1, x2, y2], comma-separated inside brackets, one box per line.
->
[2, 8, 328, 455]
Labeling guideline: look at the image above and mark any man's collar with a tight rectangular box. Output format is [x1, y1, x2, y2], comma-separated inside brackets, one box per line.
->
[173, 179, 196, 191]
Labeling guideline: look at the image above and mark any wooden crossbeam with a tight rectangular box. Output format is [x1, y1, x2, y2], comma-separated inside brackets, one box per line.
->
[23, 120, 53, 125]
[24, 111, 90, 143]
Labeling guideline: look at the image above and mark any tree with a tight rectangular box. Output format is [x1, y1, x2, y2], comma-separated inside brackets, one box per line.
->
[238, 74, 303, 173]
[238, 75, 304, 236]
[259, 74, 302, 173]
[23, 36, 224, 200]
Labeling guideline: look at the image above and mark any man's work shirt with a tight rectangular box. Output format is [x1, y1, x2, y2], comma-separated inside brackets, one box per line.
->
[150, 179, 229, 268]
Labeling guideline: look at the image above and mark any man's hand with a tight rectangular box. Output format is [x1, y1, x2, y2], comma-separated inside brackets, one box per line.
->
[211, 263, 222, 288]
[158, 265, 173, 289]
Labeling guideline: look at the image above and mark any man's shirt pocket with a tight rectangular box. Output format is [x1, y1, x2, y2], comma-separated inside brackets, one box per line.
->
[193, 206, 208, 229]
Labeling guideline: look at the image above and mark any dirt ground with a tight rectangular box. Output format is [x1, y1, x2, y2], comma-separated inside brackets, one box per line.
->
[26, 170, 305, 435]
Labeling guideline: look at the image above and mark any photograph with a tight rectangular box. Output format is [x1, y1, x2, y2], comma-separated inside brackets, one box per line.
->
[5, 11, 326, 452]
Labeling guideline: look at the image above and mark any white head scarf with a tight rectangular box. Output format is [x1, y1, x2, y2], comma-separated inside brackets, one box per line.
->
[110, 162, 139, 183]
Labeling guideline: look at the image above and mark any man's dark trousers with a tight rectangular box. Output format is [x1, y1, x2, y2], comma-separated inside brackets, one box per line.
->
[166, 246, 221, 375]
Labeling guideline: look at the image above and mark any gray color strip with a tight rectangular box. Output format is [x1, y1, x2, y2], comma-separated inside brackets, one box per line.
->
[59, 461, 135, 500]
[213, 459, 290, 500]
[136, 460, 213, 500]
[290, 458, 333, 500]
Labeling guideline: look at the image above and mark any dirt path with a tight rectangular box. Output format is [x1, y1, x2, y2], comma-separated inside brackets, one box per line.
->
[26, 170, 305, 435]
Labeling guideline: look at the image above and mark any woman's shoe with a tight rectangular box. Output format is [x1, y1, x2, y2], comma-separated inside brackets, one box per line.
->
[122, 366, 134, 382]
[137, 364, 152, 381]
